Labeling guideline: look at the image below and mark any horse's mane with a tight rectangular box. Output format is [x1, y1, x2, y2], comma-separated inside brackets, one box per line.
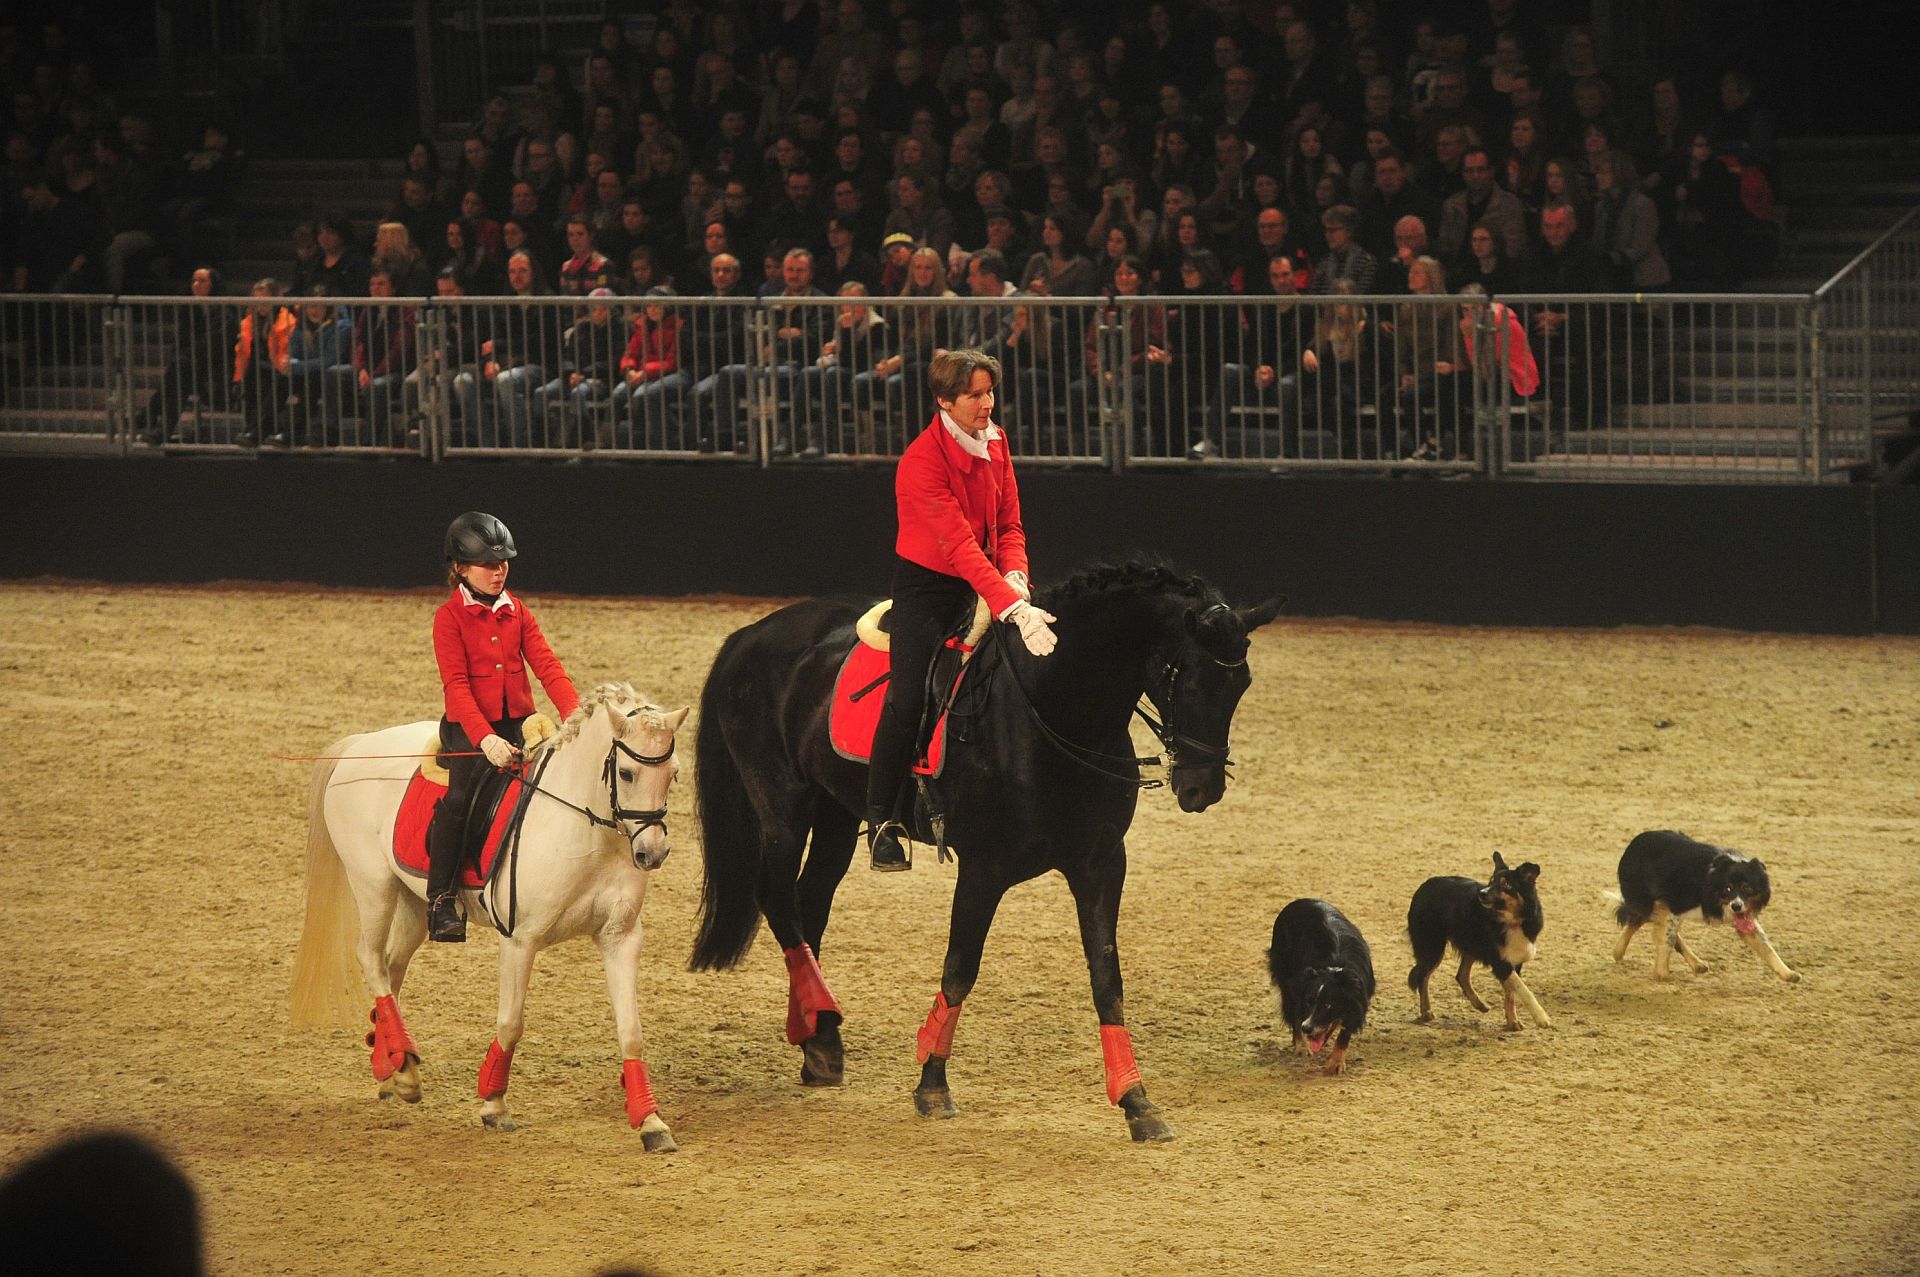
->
[1037, 557, 1225, 612]
[551, 681, 665, 749]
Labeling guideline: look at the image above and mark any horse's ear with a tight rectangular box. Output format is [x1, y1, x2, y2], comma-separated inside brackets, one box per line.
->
[666, 706, 691, 735]
[1236, 596, 1286, 632]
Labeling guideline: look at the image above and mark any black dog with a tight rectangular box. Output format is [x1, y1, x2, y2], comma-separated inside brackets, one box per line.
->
[1267, 899, 1376, 1074]
[1407, 852, 1552, 1030]
[1611, 829, 1799, 983]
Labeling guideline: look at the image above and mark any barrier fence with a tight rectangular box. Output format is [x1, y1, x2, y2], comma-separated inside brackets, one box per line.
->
[0, 289, 1905, 482]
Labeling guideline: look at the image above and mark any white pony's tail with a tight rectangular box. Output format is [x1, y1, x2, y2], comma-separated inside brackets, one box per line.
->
[289, 740, 364, 1028]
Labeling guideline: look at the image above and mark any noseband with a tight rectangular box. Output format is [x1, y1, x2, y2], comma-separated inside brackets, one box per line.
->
[519, 722, 675, 866]
[1135, 651, 1243, 772]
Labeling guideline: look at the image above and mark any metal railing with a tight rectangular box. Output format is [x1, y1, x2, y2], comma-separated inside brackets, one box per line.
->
[1812, 207, 1920, 468]
[0, 287, 1904, 481]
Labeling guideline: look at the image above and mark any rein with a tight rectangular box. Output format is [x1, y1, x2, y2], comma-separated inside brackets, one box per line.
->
[987, 624, 1166, 790]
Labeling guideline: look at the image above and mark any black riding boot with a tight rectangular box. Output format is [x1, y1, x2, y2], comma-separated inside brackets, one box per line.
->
[865, 705, 915, 872]
[424, 799, 467, 942]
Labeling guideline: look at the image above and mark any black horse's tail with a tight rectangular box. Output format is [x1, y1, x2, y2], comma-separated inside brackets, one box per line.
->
[690, 638, 765, 971]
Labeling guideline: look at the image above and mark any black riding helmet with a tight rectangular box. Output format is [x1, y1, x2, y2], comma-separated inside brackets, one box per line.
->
[444, 511, 518, 564]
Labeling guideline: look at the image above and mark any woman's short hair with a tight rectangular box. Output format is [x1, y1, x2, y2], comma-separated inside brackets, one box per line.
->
[928, 349, 1002, 401]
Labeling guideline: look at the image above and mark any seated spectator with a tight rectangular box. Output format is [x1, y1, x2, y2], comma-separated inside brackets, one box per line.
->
[1521, 203, 1606, 427]
[1708, 69, 1777, 183]
[334, 265, 418, 446]
[1297, 281, 1379, 459]
[372, 221, 433, 297]
[1588, 150, 1669, 290]
[1667, 130, 1750, 289]
[1376, 214, 1432, 296]
[1084, 255, 1175, 457]
[685, 251, 753, 451]
[280, 286, 355, 447]
[1504, 110, 1550, 215]
[763, 246, 830, 453]
[882, 173, 954, 259]
[1395, 256, 1470, 459]
[1198, 253, 1305, 458]
[485, 249, 566, 447]
[456, 133, 512, 222]
[1417, 125, 1470, 207]
[498, 218, 553, 286]
[138, 265, 229, 444]
[1358, 147, 1436, 260]
[817, 214, 881, 296]
[1545, 25, 1613, 121]
[1093, 221, 1141, 293]
[596, 198, 658, 282]
[1415, 63, 1486, 164]
[231, 277, 295, 446]
[1632, 75, 1689, 185]
[535, 287, 626, 448]
[1230, 205, 1312, 295]
[1019, 210, 1098, 298]
[1438, 146, 1527, 261]
[759, 167, 828, 258]
[389, 174, 449, 269]
[12, 168, 104, 292]
[1459, 220, 1523, 294]
[93, 132, 161, 293]
[874, 245, 958, 429]
[1312, 204, 1377, 293]
[571, 163, 629, 237]
[556, 216, 615, 296]
[1086, 171, 1153, 262]
[804, 281, 895, 454]
[1540, 157, 1590, 232]
[309, 212, 369, 295]
[1148, 121, 1206, 202]
[613, 285, 686, 449]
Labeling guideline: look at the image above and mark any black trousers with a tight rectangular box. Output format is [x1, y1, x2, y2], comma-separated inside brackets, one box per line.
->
[863, 557, 977, 823]
[427, 714, 526, 896]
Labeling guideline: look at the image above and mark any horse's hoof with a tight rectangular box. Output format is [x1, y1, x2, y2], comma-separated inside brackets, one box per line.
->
[378, 1065, 422, 1104]
[481, 1112, 518, 1132]
[1126, 1110, 1176, 1143]
[914, 1086, 957, 1118]
[641, 1127, 679, 1153]
[799, 1041, 845, 1087]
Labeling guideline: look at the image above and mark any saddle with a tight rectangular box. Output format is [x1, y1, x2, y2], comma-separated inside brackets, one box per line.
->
[393, 715, 556, 888]
[829, 598, 989, 779]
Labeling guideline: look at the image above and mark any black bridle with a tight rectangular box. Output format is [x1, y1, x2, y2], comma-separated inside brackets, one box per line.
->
[515, 719, 675, 865]
[988, 621, 1243, 789]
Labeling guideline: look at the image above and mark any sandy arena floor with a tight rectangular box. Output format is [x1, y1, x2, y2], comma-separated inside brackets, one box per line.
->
[1, 580, 1916, 1277]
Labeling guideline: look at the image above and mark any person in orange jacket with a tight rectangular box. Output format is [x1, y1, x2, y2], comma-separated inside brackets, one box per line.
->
[864, 348, 1058, 871]
[231, 277, 295, 447]
[427, 511, 582, 940]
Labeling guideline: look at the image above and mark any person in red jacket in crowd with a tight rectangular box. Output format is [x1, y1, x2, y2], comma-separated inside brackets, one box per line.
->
[427, 511, 582, 940]
[864, 349, 1058, 871]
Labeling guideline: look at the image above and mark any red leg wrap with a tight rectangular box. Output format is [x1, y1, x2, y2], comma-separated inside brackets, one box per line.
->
[365, 996, 419, 1082]
[1099, 1024, 1144, 1105]
[477, 1039, 515, 1100]
[783, 944, 843, 1046]
[915, 991, 963, 1064]
[621, 1059, 658, 1128]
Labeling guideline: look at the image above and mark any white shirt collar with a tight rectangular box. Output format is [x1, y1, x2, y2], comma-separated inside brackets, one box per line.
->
[459, 583, 515, 613]
[940, 408, 1001, 459]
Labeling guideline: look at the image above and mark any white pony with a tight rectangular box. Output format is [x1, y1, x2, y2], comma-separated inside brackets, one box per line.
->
[290, 682, 690, 1150]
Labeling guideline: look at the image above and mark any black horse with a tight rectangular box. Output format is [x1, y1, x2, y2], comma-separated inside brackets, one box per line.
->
[690, 560, 1281, 1142]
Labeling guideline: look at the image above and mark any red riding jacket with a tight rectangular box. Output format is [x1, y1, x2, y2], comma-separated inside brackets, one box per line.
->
[433, 587, 581, 745]
[894, 414, 1029, 617]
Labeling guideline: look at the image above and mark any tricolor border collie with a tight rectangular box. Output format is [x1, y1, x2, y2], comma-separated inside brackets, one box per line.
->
[1407, 852, 1552, 1030]
[1611, 829, 1799, 983]
[1267, 899, 1375, 1074]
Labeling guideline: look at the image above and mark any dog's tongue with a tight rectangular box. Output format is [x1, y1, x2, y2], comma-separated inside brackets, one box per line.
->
[1732, 914, 1758, 936]
[1306, 1026, 1333, 1055]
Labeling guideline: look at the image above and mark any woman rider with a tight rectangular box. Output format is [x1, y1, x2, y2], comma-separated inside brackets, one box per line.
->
[865, 349, 1058, 870]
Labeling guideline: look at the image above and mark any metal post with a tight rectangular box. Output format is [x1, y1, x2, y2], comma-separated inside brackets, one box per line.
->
[1806, 299, 1825, 479]
[1475, 302, 1501, 478]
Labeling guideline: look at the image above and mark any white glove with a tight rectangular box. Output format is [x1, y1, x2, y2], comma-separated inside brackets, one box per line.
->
[1001, 600, 1058, 656]
[479, 733, 520, 769]
[1004, 570, 1031, 602]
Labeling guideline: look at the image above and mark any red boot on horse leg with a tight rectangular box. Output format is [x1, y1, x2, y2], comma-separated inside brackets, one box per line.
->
[366, 995, 421, 1102]
[784, 944, 846, 1086]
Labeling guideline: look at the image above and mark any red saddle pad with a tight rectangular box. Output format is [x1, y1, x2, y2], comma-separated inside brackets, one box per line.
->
[392, 769, 523, 889]
[828, 640, 966, 777]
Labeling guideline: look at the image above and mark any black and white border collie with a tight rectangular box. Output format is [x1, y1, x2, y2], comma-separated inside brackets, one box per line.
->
[1407, 852, 1552, 1030]
[1611, 830, 1799, 983]
[1267, 899, 1376, 1075]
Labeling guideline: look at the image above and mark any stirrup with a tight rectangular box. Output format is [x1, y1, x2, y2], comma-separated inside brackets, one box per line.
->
[868, 820, 912, 872]
[428, 892, 468, 942]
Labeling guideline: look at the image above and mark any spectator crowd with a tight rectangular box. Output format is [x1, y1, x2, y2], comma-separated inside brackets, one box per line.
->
[0, 1, 1788, 457]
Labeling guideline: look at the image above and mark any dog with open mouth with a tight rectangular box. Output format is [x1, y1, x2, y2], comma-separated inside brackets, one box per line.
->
[1407, 852, 1552, 1030]
[1268, 898, 1375, 1074]
[1610, 829, 1799, 983]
